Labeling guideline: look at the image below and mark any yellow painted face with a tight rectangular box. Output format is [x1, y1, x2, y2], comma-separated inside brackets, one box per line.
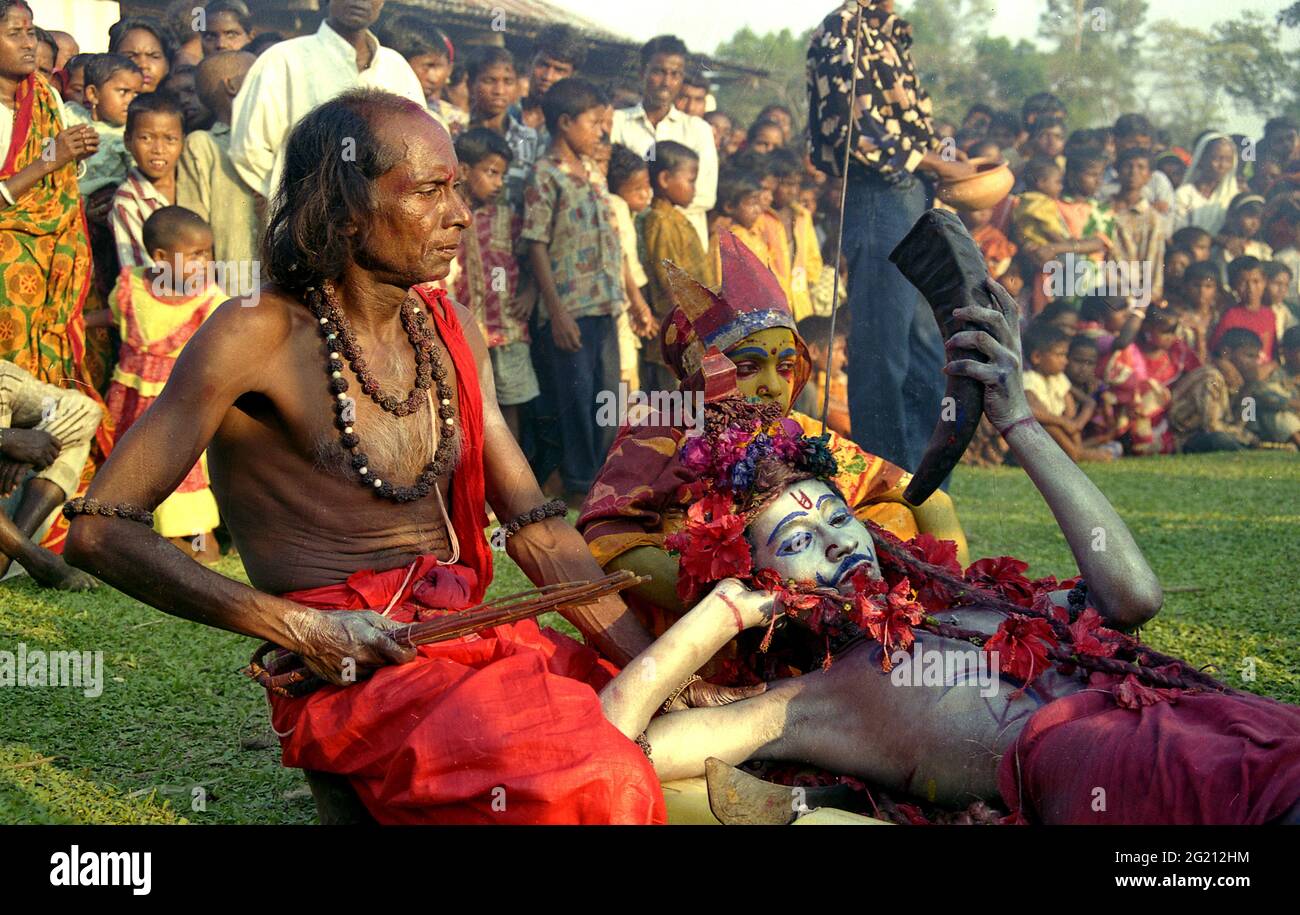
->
[726, 327, 801, 413]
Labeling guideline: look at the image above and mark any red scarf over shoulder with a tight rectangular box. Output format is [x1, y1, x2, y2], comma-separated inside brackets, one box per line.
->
[415, 283, 493, 603]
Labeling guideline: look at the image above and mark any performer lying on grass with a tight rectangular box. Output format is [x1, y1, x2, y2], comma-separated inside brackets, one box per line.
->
[580, 232, 968, 689]
[63, 89, 668, 825]
[596, 278, 1300, 825]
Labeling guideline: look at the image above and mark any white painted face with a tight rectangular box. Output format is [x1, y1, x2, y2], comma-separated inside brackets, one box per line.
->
[747, 479, 881, 594]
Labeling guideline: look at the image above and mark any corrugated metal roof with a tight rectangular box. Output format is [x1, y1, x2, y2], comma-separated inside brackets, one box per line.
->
[398, 0, 633, 45]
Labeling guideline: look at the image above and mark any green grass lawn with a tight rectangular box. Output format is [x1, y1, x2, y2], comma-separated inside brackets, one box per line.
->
[1, 451, 1296, 824]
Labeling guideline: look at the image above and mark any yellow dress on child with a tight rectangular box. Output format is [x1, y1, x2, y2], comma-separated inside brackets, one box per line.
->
[105, 267, 223, 538]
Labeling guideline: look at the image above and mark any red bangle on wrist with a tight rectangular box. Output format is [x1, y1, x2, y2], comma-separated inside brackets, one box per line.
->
[996, 415, 1038, 438]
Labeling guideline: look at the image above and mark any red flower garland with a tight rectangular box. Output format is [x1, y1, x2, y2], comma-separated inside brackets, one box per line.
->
[665, 493, 753, 604]
[983, 614, 1059, 686]
[965, 556, 1037, 607]
[850, 578, 925, 672]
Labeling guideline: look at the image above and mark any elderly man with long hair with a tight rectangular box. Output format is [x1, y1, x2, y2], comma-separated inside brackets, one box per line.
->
[66, 89, 665, 825]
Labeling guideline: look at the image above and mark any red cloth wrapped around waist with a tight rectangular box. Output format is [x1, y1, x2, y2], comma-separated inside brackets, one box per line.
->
[999, 674, 1300, 825]
[269, 556, 666, 825]
[278, 553, 479, 623]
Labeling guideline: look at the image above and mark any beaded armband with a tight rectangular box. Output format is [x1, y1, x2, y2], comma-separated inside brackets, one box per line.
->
[498, 499, 568, 539]
[62, 498, 155, 526]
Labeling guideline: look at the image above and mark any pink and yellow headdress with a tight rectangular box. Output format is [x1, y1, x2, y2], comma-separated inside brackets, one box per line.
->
[659, 231, 812, 401]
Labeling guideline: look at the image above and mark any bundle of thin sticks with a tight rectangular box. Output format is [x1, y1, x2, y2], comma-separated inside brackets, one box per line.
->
[245, 570, 647, 698]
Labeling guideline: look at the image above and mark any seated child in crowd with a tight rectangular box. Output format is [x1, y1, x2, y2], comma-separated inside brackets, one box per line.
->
[1022, 323, 1114, 462]
[452, 128, 537, 441]
[1211, 256, 1278, 363]
[90, 207, 224, 561]
[1212, 193, 1272, 279]
[1065, 334, 1122, 457]
[1168, 328, 1263, 453]
[1036, 300, 1081, 337]
[177, 51, 258, 271]
[1229, 323, 1300, 449]
[1263, 260, 1299, 347]
[111, 91, 185, 269]
[1013, 157, 1112, 313]
[1278, 325, 1300, 412]
[1103, 308, 1201, 455]
[1263, 200, 1300, 309]
[606, 143, 656, 393]
[1170, 225, 1213, 264]
[1076, 293, 1135, 358]
[640, 139, 710, 393]
[1172, 261, 1229, 363]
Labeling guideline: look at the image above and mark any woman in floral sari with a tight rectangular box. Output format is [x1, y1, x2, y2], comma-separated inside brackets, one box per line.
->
[0, 0, 112, 551]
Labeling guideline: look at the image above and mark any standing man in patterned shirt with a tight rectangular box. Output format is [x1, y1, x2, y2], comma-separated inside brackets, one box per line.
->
[807, 0, 975, 474]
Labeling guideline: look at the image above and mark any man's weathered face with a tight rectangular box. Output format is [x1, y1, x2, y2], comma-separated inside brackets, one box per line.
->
[642, 52, 684, 112]
[329, 0, 384, 32]
[748, 479, 881, 594]
[358, 108, 470, 287]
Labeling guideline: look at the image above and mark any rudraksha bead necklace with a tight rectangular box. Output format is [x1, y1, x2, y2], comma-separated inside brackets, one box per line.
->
[309, 280, 435, 416]
[305, 282, 459, 503]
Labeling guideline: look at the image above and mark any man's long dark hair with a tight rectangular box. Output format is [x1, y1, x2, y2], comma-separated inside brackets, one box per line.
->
[262, 89, 425, 293]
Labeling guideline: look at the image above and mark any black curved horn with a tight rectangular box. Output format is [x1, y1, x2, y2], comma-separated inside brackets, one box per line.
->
[888, 209, 994, 507]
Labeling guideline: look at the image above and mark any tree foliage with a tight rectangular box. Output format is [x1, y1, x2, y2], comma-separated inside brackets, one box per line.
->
[1208, 11, 1300, 122]
[711, 26, 812, 133]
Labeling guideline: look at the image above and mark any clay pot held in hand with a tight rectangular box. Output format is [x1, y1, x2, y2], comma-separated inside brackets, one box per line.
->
[937, 157, 1014, 212]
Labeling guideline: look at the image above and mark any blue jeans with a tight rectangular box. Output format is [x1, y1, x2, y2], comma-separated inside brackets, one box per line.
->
[534, 314, 616, 494]
[841, 170, 946, 474]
